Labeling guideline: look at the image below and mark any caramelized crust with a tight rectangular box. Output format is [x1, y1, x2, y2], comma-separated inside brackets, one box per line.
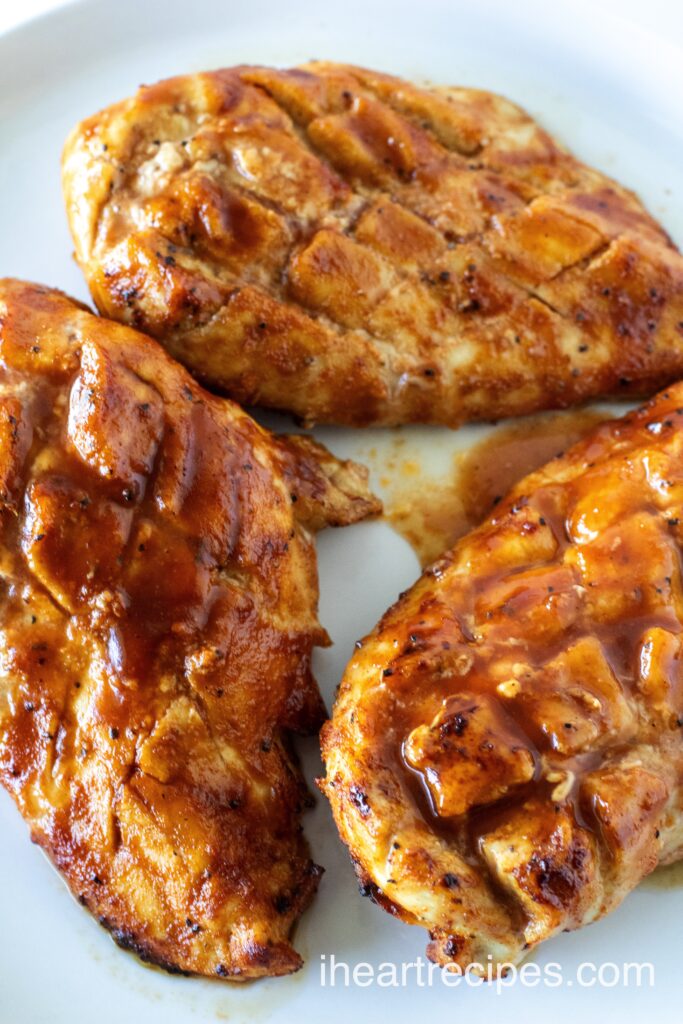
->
[322, 386, 683, 969]
[63, 62, 683, 426]
[0, 280, 379, 979]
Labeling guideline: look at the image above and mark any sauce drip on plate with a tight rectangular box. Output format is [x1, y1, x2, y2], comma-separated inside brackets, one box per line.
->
[381, 409, 609, 565]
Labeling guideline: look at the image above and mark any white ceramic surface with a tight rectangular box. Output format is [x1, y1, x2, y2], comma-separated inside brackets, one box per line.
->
[1, 1, 682, 1021]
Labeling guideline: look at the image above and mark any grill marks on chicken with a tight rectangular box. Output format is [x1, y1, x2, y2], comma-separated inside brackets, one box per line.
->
[321, 386, 683, 969]
[62, 62, 683, 427]
[0, 279, 379, 979]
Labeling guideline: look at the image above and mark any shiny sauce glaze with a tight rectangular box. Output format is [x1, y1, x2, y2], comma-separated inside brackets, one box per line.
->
[397, 405, 683, 843]
[0, 280, 379, 979]
[328, 392, 683, 963]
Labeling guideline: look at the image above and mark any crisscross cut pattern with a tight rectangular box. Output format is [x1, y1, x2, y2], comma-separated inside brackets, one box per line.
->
[323, 387, 683, 969]
[63, 62, 683, 426]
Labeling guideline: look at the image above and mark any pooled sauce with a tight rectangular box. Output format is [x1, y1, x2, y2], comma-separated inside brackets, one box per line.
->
[382, 409, 610, 565]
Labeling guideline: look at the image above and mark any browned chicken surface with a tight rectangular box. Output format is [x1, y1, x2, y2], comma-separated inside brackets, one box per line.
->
[0, 279, 379, 979]
[62, 62, 683, 427]
[322, 385, 683, 970]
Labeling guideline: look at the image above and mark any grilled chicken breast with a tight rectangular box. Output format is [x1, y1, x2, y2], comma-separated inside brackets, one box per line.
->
[322, 385, 683, 970]
[0, 279, 378, 979]
[62, 62, 683, 427]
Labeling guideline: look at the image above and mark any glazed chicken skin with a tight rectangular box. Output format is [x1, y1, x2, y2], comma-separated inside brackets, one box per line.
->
[62, 62, 683, 427]
[322, 384, 683, 970]
[0, 280, 378, 979]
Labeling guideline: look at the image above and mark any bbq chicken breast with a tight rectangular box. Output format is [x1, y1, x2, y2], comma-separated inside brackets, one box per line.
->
[322, 384, 683, 970]
[62, 62, 683, 427]
[0, 279, 378, 979]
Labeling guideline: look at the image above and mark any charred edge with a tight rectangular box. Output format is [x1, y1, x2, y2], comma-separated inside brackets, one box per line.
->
[354, 865, 403, 918]
[97, 914, 191, 976]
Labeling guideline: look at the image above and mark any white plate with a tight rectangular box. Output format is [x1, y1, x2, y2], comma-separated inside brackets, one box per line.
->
[1, 1, 683, 1021]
